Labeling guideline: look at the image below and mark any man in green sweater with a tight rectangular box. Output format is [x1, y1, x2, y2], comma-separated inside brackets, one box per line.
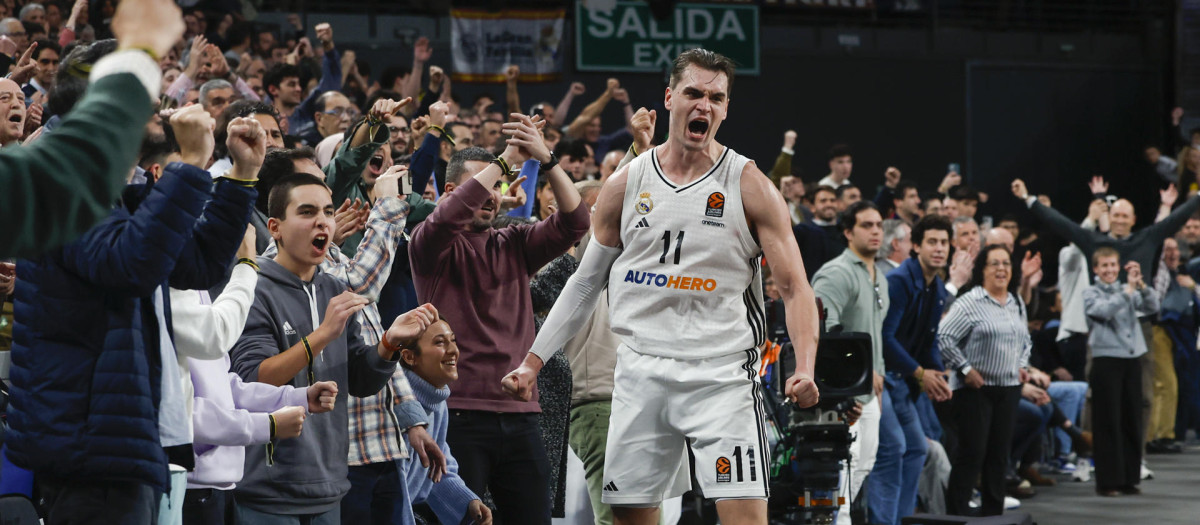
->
[0, 0, 183, 258]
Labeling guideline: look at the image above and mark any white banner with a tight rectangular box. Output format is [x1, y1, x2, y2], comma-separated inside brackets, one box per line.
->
[450, 8, 566, 82]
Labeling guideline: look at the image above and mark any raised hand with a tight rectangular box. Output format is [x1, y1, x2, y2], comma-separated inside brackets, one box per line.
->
[331, 198, 368, 246]
[612, 88, 630, 105]
[501, 114, 549, 164]
[8, 42, 37, 85]
[318, 291, 370, 340]
[630, 107, 656, 154]
[236, 224, 256, 260]
[1088, 175, 1108, 195]
[1162, 183, 1179, 208]
[226, 116, 267, 180]
[307, 381, 338, 413]
[428, 101, 449, 128]
[23, 103, 42, 138]
[605, 78, 619, 94]
[949, 249, 973, 289]
[111, 0, 185, 61]
[884, 166, 901, 188]
[413, 36, 432, 62]
[1011, 179, 1029, 200]
[384, 303, 439, 352]
[783, 130, 797, 151]
[505, 64, 519, 84]
[374, 165, 405, 198]
[169, 104, 216, 168]
[938, 170, 962, 194]
[428, 65, 445, 90]
[569, 82, 585, 96]
[315, 23, 334, 51]
[410, 115, 429, 138]
[369, 97, 413, 123]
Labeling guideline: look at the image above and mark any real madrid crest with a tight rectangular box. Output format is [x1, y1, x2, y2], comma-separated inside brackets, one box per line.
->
[636, 192, 654, 215]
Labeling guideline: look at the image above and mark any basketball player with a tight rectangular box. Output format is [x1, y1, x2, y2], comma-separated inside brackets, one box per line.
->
[502, 49, 820, 525]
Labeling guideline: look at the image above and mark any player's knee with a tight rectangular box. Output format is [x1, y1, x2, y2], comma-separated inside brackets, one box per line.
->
[612, 505, 660, 525]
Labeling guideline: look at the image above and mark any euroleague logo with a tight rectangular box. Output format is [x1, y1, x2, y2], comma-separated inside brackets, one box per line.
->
[706, 192, 725, 218]
[716, 456, 732, 483]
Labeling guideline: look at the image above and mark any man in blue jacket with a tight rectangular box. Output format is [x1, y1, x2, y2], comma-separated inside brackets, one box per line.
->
[871, 215, 955, 524]
[8, 71, 258, 525]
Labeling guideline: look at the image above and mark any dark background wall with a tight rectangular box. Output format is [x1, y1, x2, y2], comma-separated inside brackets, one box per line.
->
[265, 11, 1170, 220]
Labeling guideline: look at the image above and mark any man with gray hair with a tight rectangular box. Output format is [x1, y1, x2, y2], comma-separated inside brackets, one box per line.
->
[878, 219, 910, 277]
[18, 3, 44, 30]
[0, 18, 28, 55]
[199, 78, 235, 119]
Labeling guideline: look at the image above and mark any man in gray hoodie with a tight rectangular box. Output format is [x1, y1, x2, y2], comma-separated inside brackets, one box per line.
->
[230, 172, 439, 524]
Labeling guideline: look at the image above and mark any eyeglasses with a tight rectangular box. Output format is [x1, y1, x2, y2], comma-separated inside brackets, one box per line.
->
[986, 260, 1013, 268]
[321, 107, 355, 118]
[388, 125, 410, 134]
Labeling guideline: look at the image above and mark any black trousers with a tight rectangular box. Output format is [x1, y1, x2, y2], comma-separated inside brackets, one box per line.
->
[446, 410, 551, 525]
[1090, 356, 1144, 490]
[183, 488, 231, 525]
[946, 385, 1021, 517]
[37, 479, 159, 525]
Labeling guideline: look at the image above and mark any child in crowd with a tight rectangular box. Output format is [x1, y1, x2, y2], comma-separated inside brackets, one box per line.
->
[399, 317, 493, 525]
[1082, 247, 1160, 497]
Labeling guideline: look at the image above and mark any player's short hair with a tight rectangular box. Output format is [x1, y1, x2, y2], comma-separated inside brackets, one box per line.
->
[841, 201, 879, 233]
[669, 48, 737, 95]
[811, 185, 837, 200]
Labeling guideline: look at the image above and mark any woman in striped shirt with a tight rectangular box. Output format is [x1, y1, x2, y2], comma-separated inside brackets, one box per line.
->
[939, 244, 1031, 517]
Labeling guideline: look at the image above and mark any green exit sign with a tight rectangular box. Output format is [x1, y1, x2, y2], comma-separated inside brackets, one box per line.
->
[575, 1, 760, 75]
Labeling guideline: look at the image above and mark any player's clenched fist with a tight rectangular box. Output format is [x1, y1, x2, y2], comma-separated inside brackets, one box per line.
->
[502, 354, 545, 401]
[785, 373, 819, 408]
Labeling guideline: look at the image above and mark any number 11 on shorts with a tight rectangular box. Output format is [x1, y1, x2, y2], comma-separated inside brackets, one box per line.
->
[716, 445, 757, 483]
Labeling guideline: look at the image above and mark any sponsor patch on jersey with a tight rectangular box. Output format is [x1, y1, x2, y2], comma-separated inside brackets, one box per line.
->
[706, 192, 725, 218]
[636, 192, 654, 215]
[701, 219, 724, 228]
[716, 456, 732, 483]
[623, 270, 717, 291]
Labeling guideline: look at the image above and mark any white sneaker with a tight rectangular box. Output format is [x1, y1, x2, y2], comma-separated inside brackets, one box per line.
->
[1072, 458, 1091, 482]
[1005, 496, 1021, 510]
[1141, 461, 1154, 480]
[969, 490, 981, 508]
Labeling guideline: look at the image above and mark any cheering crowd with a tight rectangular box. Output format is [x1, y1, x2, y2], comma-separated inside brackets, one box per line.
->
[0, 0, 1197, 524]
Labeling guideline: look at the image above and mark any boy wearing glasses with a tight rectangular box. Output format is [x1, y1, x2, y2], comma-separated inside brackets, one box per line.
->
[810, 200, 888, 524]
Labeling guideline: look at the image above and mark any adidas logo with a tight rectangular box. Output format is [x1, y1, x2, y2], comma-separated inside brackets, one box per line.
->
[283, 322, 297, 336]
[634, 217, 650, 229]
[603, 481, 619, 492]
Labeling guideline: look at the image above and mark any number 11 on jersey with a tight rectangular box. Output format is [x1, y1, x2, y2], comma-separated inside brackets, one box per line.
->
[659, 230, 685, 264]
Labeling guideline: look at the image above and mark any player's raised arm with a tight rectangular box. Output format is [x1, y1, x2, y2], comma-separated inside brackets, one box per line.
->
[501, 165, 629, 401]
[742, 162, 821, 408]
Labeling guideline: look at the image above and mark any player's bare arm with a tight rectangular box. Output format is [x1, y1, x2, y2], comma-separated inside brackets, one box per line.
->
[501, 165, 630, 400]
[741, 162, 820, 408]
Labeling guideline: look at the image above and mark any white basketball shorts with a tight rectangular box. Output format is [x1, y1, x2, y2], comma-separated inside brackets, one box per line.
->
[601, 344, 771, 506]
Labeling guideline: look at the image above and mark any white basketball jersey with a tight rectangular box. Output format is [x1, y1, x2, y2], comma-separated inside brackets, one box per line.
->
[608, 146, 766, 359]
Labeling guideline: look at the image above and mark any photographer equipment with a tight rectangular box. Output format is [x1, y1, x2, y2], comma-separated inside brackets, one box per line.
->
[766, 298, 874, 525]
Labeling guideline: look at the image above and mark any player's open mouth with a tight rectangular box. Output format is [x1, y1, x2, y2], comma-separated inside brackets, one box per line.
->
[8, 113, 21, 124]
[687, 118, 709, 139]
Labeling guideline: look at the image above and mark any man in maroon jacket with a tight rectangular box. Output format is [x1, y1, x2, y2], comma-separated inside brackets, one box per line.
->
[409, 114, 589, 524]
